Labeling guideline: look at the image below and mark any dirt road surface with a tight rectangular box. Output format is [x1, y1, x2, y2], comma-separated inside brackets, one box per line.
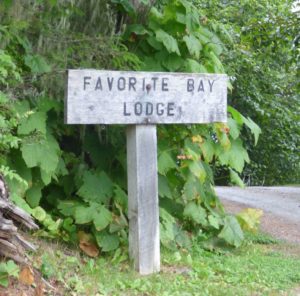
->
[216, 186, 300, 243]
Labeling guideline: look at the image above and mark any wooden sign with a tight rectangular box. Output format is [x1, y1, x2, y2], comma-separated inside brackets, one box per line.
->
[65, 70, 227, 125]
[65, 69, 228, 275]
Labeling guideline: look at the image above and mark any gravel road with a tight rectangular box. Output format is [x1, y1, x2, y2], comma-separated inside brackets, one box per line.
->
[216, 186, 300, 243]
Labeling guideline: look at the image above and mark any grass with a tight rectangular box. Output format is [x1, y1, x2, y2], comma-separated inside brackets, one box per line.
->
[27, 232, 300, 296]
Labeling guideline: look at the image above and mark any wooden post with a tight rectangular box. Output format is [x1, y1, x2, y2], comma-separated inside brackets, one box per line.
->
[127, 125, 160, 275]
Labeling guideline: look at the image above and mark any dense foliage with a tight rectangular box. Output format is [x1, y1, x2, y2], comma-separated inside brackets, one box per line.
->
[0, 0, 298, 256]
[196, 0, 300, 185]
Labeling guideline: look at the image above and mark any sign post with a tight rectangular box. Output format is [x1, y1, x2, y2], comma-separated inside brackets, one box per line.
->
[65, 70, 227, 275]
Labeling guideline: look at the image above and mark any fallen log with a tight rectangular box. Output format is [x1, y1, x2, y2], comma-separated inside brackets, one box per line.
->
[0, 175, 38, 262]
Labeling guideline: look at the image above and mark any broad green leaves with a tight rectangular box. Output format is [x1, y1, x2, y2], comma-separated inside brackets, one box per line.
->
[228, 106, 261, 146]
[218, 216, 244, 247]
[158, 151, 177, 175]
[77, 171, 113, 203]
[127, 0, 226, 74]
[18, 111, 47, 135]
[95, 232, 119, 252]
[0, 260, 19, 287]
[155, 29, 180, 55]
[183, 202, 207, 225]
[21, 135, 60, 174]
[75, 203, 112, 231]
[24, 55, 51, 74]
[217, 139, 250, 173]
[183, 35, 202, 59]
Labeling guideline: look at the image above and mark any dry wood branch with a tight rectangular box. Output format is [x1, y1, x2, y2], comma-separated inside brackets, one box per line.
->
[0, 175, 38, 263]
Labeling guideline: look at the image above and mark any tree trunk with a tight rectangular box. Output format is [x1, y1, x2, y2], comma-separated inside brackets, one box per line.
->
[0, 176, 38, 263]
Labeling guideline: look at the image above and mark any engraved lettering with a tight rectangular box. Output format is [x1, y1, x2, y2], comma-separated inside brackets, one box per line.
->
[134, 102, 142, 115]
[157, 103, 164, 115]
[151, 77, 158, 91]
[208, 80, 215, 92]
[162, 78, 169, 91]
[187, 79, 194, 92]
[95, 77, 102, 90]
[123, 102, 131, 116]
[83, 76, 91, 90]
[129, 77, 137, 91]
[198, 80, 204, 92]
[167, 102, 175, 116]
[107, 77, 114, 91]
[118, 77, 126, 91]
[145, 102, 153, 115]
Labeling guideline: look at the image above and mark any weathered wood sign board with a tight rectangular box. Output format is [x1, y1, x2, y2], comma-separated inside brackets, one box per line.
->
[65, 69, 228, 275]
[65, 70, 227, 124]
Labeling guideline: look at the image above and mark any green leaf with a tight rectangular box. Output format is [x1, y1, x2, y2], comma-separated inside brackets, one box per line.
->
[229, 168, 245, 188]
[218, 216, 244, 247]
[159, 208, 177, 249]
[217, 139, 250, 173]
[155, 29, 180, 55]
[0, 260, 19, 287]
[183, 202, 207, 225]
[74, 205, 95, 224]
[147, 36, 164, 50]
[188, 160, 206, 183]
[126, 24, 148, 36]
[77, 171, 113, 203]
[162, 54, 183, 71]
[208, 215, 220, 229]
[227, 118, 240, 140]
[58, 200, 82, 216]
[21, 134, 60, 174]
[243, 117, 261, 146]
[0, 276, 8, 288]
[40, 169, 53, 185]
[158, 151, 176, 175]
[24, 54, 51, 74]
[183, 175, 198, 200]
[26, 183, 43, 208]
[184, 59, 207, 73]
[62, 217, 76, 233]
[5, 260, 19, 277]
[228, 106, 244, 125]
[237, 208, 263, 232]
[18, 111, 47, 135]
[95, 232, 119, 252]
[183, 35, 202, 59]
[93, 205, 112, 231]
[158, 174, 172, 198]
[114, 185, 128, 209]
[199, 139, 215, 163]
[32, 206, 47, 221]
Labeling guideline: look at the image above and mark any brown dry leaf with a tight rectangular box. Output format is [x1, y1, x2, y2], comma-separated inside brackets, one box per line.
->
[78, 231, 99, 257]
[79, 241, 99, 257]
[19, 266, 34, 285]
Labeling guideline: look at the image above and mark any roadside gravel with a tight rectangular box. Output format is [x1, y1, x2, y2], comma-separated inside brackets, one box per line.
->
[216, 186, 300, 243]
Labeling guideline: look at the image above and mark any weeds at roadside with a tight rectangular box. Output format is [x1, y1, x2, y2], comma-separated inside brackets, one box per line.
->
[1, 233, 300, 295]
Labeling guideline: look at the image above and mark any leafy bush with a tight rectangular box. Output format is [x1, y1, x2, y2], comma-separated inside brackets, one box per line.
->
[0, 0, 263, 255]
[195, 0, 300, 185]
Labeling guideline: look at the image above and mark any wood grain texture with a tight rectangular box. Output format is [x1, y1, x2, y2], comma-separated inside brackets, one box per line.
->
[127, 125, 160, 274]
[0, 175, 38, 263]
[66, 70, 227, 124]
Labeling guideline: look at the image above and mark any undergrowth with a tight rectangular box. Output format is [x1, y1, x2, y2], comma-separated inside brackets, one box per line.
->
[19, 233, 300, 296]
